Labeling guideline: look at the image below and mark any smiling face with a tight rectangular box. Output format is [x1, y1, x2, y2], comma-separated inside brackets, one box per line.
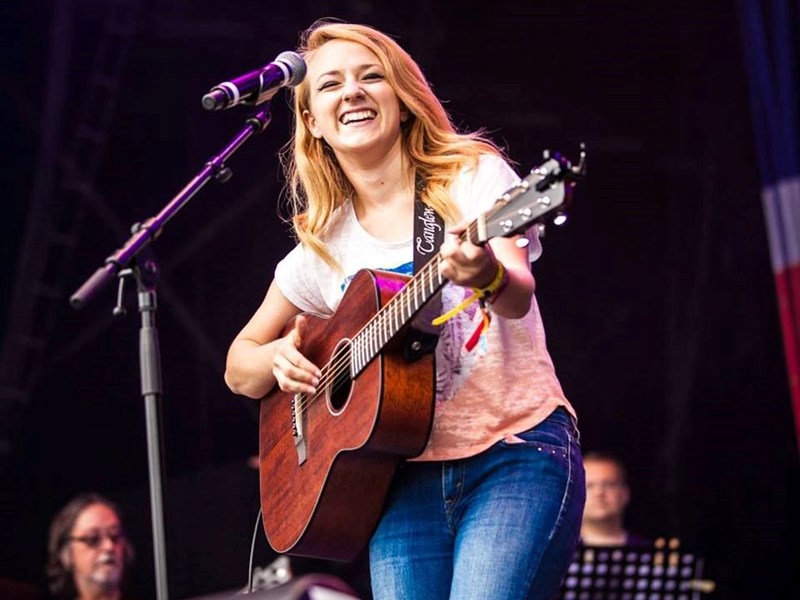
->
[302, 39, 405, 163]
[64, 503, 127, 594]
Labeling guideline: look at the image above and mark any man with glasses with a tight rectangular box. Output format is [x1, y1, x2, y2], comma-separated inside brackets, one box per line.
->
[46, 493, 135, 600]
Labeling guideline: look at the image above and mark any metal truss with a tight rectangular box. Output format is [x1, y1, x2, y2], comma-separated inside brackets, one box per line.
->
[0, 0, 142, 454]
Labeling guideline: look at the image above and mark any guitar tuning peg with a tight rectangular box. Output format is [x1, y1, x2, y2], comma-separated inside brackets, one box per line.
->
[553, 212, 568, 227]
[542, 149, 551, 160]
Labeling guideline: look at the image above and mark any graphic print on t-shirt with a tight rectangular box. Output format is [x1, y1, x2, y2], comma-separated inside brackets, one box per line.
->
[339, 260, 414, 293]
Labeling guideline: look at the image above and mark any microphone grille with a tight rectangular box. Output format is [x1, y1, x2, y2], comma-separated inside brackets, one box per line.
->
[275, 51, 307, 87]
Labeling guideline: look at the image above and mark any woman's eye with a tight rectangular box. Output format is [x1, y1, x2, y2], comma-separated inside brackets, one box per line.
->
[318, 80, 338, 90]
[363, 72, 384, 81]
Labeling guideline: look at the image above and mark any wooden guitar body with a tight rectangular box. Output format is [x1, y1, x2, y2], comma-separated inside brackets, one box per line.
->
[258, 269, 435, 561]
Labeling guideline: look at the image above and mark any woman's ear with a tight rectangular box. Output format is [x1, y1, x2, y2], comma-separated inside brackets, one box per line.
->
[399, 102, 413, 123]
[302, 109, 323, 139]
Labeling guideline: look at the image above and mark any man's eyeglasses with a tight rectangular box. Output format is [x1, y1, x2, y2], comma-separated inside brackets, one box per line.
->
[67, 530, 126, 548]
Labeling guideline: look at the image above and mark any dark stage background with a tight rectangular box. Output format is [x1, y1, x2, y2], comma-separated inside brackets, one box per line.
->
[1, 1, 798, 599]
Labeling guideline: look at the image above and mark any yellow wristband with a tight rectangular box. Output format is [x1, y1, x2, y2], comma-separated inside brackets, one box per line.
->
[431, 262, 506, 327]
[476, 262, 506, 298]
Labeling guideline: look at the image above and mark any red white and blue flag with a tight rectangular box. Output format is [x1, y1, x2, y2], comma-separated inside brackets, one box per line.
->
[738, 0, 800, 448]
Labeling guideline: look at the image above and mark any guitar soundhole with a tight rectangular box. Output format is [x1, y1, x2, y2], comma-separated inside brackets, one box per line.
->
[327, 340, 353, 413]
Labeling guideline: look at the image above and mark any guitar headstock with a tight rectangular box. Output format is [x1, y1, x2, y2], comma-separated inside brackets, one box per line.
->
[478, 144, 586, 242]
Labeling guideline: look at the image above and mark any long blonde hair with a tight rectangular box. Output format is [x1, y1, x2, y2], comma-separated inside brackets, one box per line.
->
[281, 19, 505, 268]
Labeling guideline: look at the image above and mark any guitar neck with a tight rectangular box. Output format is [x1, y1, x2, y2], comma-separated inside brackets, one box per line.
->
[350, 254, 446, 375]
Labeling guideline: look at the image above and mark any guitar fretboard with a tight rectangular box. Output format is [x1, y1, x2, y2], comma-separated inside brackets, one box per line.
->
[350, 256, 445, 375]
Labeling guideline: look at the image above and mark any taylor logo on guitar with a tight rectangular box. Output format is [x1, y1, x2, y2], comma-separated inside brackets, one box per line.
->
[258, 148, 586, 561]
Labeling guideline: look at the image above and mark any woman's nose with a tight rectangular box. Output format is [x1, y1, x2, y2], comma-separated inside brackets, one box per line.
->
[342, 77, 364, 101]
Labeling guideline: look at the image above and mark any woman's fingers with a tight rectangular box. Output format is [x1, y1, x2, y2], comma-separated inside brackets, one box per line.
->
[272, 316, 321, 394]
[438, 229, 497, 287]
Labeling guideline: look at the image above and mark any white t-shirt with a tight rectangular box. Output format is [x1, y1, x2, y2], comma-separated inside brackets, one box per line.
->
[275, 154, 574, 461]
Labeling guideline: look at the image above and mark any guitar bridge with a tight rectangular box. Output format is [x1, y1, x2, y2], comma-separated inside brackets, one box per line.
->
[291, 393, 307, 465]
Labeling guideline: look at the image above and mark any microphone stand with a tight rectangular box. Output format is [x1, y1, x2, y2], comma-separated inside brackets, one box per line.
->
[70, 103, 275, 600]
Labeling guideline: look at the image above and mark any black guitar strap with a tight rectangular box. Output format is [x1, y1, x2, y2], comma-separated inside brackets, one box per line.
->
[406, 190, 444, 362]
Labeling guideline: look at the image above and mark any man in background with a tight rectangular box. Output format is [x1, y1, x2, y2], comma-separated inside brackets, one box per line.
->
[580, 451, 650, 546]
[46, 493, 135, 600]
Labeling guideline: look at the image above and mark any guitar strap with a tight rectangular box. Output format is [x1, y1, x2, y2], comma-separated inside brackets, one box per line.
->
[406, 189, 444, 362]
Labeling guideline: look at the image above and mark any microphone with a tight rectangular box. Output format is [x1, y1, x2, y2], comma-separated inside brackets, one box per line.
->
[201, 51, 307, 111]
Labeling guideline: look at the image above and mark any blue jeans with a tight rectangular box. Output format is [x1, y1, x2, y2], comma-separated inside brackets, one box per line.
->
[369, 407, 585, 600]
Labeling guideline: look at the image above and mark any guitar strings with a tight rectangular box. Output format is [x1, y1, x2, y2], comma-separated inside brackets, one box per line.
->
[292, 217, 488, 416]
[293, 263, 433, 414]
[293, 253, 450, 417]
[291, 211, 494, 419]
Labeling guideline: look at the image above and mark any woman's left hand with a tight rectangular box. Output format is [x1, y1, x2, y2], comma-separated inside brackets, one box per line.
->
[438, 226, 499, 289]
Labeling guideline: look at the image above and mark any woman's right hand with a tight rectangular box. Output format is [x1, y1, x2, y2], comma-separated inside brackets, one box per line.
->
[271, 315, 322, 396]
[225, 280, 315, 399]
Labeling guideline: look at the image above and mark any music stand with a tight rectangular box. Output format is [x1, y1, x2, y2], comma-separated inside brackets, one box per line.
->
[558, 539, 712, 600]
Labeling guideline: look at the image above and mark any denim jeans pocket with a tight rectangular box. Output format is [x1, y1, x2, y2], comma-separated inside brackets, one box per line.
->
[498, 407, 574, 456]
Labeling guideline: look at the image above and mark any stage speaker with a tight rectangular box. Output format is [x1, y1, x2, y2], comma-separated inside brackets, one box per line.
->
[185, 573, 362, 600]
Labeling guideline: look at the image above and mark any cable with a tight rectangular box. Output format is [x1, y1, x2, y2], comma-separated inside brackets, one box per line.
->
[246, 506, 263, 593]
